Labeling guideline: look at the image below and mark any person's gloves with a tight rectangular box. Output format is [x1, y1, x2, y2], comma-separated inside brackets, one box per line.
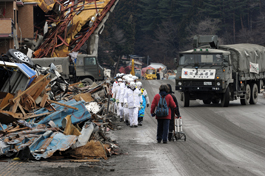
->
[147, 103, 149, 108]
[121, 102, 124, 107]
[110, 98, 116, 102]
[125, 103, 128, 108]
[151, 113, 156, 117]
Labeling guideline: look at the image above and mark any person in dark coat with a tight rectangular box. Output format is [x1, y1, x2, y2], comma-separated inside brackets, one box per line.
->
[167, 84, 181, 141]
[150, 85, 176, 144]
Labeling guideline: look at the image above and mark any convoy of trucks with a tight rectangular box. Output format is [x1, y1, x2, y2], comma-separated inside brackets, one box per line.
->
[175, 35, 265, 107]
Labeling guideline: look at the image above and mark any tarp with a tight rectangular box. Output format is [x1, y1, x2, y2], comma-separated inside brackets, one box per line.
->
[141, 66, 154, 75]
[218, 44, 265, 73]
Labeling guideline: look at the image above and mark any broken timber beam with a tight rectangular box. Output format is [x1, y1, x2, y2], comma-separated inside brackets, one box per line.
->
[48, 100, 78, 110]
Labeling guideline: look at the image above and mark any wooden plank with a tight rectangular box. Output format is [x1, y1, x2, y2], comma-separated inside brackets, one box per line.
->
[69, 81, 81, 87]
[31, 77, 50, 100]
[40, 94, 48, 108]
[48, 100, 78, 110]
[9, 90, 22, 113]
[0, 93, 14, 108]
[70, 159, 100, 163]
[23, 112, 51, 120]
[12, 73, 50, 103]
[18, 103, 27, 117]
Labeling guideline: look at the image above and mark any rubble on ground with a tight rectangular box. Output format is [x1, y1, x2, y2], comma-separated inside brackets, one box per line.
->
[0, 63, 120, 161]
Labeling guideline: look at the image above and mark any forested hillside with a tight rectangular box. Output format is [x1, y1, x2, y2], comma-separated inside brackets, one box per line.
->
[98, 0, 265, 69]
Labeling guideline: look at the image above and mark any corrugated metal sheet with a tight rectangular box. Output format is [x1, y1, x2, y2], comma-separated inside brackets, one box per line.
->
[31, 100, 91, 128]
[30, 132, 77, 160]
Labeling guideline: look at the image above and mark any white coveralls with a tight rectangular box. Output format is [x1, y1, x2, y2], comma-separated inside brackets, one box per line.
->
[124, 87, 142, 126]
[123, 86, 130, 122]
[112, 81, 118, 113]
[116, 82, 125, 119]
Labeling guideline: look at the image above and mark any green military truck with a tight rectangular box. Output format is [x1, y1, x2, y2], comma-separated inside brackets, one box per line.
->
[32, 53, 104, 85]
[175, 35, 265, 107]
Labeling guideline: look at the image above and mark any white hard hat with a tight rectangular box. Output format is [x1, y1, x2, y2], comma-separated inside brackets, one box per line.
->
[130, 82, 136, 87]
[128, 75, 132, 78]
[136, 81, 142, 87]
[127, 78, 133, 83]
[118, 78, 122, 82]
[132, 76, 138, 80]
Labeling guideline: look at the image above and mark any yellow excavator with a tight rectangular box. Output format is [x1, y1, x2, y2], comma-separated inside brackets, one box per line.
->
[145, 68, 157, 80]
[130, 59, 135, 76]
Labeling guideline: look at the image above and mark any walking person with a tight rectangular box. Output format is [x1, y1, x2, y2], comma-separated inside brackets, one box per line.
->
[124, 81, 142, 127]
[136, 81, 150, 126]
[166, 84, 181, 141]
[151, 85, 176, 143]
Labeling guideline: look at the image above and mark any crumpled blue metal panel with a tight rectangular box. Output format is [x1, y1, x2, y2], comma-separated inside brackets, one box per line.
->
[30, 132, 77, 160]
[31, 99, 91, 128]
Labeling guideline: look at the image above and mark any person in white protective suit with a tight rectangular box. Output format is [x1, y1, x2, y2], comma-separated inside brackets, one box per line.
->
[116, 77, 126, 122]
[122, 77, 133, 125]
[123, 77, 133, 126]
[136, 81, 150, 126]
[113, 78, 122, 117]
[124, 81, 143, 127]
[132, 76, 138, 83]
[112, 73, 121, 113]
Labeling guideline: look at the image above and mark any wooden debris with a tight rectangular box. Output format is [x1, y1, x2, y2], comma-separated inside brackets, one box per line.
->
[48, 100, 78, 110]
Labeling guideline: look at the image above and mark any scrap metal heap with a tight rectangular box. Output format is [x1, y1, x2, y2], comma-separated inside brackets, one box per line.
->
[0, 64, 120, 161]
[23, 0, 118, 58]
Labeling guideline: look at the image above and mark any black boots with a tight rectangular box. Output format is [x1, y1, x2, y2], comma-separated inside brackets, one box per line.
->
[138, 117, 143, 126]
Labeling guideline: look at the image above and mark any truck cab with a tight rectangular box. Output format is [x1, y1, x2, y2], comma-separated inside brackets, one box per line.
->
[175, 35, 265, 107]
[74, 54, 104, 81]
[175, 48, 232, 107]
[32, 54, 104, 84]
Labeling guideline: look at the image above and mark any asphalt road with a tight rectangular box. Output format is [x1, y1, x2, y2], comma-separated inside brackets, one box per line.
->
[2, 79, 265, 176]
[107, 79, 265, 176]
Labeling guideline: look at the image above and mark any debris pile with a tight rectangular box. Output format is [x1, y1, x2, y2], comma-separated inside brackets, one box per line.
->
[0, 65, 119, 161]
[22, 0, 118, 58]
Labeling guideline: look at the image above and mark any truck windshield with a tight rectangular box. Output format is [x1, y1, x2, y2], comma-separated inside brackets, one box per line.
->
[179, 54, 223, 66]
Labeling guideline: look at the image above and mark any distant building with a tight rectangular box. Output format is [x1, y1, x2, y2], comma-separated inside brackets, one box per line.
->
[0, 0, 35, 54]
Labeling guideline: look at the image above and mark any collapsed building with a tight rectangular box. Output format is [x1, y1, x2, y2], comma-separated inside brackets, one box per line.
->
[0, 0, 121, 162]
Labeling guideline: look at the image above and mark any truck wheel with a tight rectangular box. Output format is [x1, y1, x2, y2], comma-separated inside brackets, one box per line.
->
[250, 83, 258, 104]
[81, 78, 93, 86]
[203, 100, 211, 104]
[212, 99, 220, 104]
[221, 87, 230, 107]
[8, 49, 34, 67]
[183, 92, 190, 107]
[240, 84, 251, 105]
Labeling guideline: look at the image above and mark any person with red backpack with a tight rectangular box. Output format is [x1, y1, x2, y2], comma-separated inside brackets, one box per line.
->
[151, 85, 176, 144]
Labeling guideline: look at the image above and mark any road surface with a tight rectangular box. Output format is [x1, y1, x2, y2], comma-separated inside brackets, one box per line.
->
[107, 79, 265, 176]
[2, 80, 265, 176]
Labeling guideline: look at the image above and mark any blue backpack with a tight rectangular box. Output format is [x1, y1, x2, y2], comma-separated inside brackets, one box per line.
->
[156, 95, 169, 117]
